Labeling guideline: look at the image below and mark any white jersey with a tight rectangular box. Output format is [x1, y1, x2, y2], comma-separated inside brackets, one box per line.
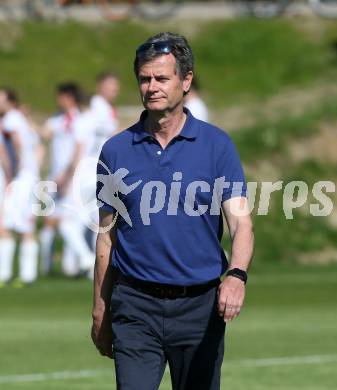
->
[73, 109, 100, 160]
[90, 95, 118, 153]
[185, 97, 209, 122]
[45, 109, 79, 179]
[2, 109, 39, 176]
[66, 109, 102, 226]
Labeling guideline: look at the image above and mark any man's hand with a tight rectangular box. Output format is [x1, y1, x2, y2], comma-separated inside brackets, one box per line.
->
[217, 276, 245, 322]
[91, 311, 114, 359]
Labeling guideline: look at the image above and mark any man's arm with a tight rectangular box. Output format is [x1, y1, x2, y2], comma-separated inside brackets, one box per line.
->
[56, 142, 83, 195]
[0, 142, 12, 182]
[91, 209, 118, 359]
[9, 130, 21, 176]
[218, 196, 254, 322]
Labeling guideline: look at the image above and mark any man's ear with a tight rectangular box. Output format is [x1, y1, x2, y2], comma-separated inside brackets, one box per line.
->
[183, 72, 193, 94]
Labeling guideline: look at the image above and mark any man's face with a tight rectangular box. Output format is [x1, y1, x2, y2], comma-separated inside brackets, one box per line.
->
[57, 93, 77, 111]
[98, 77, 120, 102]
[0, 91, 9, 114]
[138, 54, 192, 113]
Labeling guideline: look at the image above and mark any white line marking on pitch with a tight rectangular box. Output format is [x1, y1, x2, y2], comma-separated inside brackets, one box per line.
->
[226, 354, 337, 367]
[0, 369, 111, 384]
[1, 354, 337, 383]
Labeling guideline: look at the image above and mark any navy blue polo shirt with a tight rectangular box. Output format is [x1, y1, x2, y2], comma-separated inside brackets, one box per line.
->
[96, 108, 246, 285]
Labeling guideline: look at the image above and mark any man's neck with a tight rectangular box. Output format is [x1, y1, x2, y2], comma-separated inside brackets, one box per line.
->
[144, 106, 186, 149]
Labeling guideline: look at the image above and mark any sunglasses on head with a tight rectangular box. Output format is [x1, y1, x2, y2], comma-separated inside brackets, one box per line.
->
[136, 41, 172, 56]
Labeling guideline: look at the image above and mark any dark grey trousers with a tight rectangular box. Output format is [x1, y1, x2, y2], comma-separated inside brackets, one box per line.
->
[110, 282, 226, 390]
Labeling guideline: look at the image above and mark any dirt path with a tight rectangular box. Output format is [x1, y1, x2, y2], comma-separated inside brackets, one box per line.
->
[211, 81, 337, 131]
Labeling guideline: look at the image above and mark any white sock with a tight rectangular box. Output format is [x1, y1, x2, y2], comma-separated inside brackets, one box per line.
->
[59, 220, 95, 272]
[62, 245, 79, 277]
[0, 238, 16, 282]
[19, 240, 39, 284]
[39, 226, 55, 275]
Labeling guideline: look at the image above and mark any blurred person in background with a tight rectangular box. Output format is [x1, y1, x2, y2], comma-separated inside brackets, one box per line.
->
[0, 87, 40, 287]
[0, 132, 12, 281]
[64, 92, 105, 262]
[80, 71, 121, 251]
[39, 83, 87, 277]
[90, 71, 120, 149]
[184, 76, 209, 122]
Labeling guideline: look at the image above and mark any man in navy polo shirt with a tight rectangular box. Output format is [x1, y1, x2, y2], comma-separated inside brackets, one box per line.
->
[91, 32, 254, 390]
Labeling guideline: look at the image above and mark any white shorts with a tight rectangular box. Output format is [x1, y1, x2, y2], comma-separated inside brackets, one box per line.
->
[3, 171, 39, 234]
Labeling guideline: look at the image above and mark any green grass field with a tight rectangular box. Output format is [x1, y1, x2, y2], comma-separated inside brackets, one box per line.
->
[1, 264, 337, 389]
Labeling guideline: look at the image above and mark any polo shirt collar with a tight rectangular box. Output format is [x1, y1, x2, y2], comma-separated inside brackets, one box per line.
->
[133, 107, 199, 144]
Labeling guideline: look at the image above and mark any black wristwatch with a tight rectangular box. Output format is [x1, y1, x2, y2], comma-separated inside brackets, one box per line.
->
[226, 268, 248, 284]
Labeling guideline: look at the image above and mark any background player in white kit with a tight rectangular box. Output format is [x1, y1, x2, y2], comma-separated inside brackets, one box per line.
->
[70, 74, 120, 253]
[0, 88, 40, 287]
[90, 71, 120, 152]
[0, 131, 12, 281]
[62, 72, 120, 253]
[40, 76, 120, 278]
[39, 83, 84, 277]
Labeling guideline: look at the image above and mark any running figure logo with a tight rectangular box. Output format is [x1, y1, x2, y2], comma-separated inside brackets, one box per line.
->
[97, 167, 142, 227]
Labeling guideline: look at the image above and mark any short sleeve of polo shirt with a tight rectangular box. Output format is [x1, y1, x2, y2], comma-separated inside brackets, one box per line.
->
[217, 135, 247, 202]
[96, 147, 116, 214]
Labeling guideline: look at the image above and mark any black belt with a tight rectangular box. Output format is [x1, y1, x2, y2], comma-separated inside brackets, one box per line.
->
[116, 272, 220, 299]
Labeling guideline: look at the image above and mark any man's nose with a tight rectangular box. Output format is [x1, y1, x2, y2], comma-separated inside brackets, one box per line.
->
[148, 78, 159, 92]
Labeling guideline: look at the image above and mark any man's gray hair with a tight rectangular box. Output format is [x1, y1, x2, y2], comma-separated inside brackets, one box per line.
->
[134, 32, 194, 80]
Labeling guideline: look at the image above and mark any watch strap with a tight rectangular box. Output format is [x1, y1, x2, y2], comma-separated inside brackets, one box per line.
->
[226, 268, 248, 284]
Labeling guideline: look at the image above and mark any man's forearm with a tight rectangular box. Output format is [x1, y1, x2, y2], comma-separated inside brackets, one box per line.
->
[11, 132, 21, 175]
[92, 230, 117, 322]
[91, 210, 117, 358]
[0, 145, 12, 182]
[63, 143, 83, 187]
[228, 222, 254, 272]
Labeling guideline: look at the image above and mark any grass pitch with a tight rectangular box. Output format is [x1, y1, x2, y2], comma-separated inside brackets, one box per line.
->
[1, 264, 337, 389]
